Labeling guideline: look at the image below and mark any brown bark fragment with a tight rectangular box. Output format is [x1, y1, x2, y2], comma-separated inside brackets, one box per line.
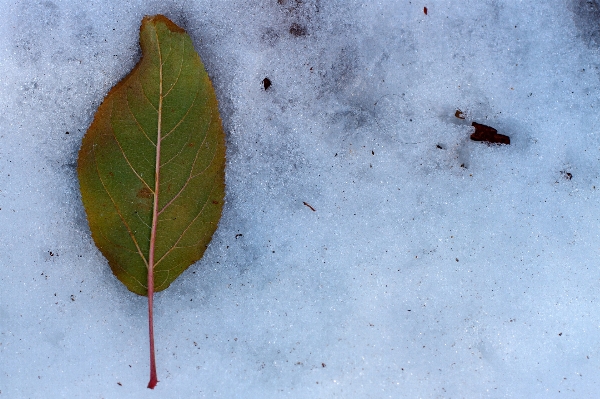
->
[470, 122, 510, 145]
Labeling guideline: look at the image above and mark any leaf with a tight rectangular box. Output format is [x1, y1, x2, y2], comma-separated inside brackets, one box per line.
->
[77, 15, 225, 389]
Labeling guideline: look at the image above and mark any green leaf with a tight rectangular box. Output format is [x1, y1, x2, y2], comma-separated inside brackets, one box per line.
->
[77, 15, 225, 389]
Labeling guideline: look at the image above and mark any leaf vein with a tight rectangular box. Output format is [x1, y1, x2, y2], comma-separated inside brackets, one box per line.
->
[159, 124, 195, 169]
[163, 36, 185, 98]
[135, 211, 152, 230]
[96, 226, 140, 255]
[161, 80, 201, 142]
[154, 181, 220, 268]
[93, 134, 149, 268]
[158, 115, 215, 216]
[140, 80, 158, 113]
[110, 110, 154, 193]
[126, 99, 157, 148]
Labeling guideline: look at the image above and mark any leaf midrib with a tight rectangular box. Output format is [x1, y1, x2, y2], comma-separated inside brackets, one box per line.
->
[148, 27, 164, 283]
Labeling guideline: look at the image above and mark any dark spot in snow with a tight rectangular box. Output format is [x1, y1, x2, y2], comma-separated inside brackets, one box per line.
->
[322, 363, 326, 367]
[470, 122, 510, 145]
[290, 23, 307, 36]
[424, 7, 428, 15]
[235, 234, 243, 239]
[560, 171, 573, 180]
[454, 109, 465, 119]
[262, 77, 272, 90]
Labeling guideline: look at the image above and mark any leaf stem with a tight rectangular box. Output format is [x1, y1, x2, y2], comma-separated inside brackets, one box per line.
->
[147, 280, 157, 389]
[147, 26, 164, 390]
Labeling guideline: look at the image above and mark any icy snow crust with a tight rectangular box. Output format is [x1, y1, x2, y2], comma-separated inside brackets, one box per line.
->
[2, 0, 600, 397]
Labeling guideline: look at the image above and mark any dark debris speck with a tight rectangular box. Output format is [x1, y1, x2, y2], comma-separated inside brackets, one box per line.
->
[262, 77, 272, 90]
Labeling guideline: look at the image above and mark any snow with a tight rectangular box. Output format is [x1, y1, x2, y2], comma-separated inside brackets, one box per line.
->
[2, 0, 600, 397]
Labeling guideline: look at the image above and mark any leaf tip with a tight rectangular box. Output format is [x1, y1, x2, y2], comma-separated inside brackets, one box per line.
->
[142, 14, 186, 34]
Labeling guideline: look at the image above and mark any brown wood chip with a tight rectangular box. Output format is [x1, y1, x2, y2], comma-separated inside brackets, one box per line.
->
[470, 122, 510, 145]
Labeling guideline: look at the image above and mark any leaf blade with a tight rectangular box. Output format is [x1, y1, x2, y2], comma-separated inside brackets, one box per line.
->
[77, 15, 226, 388]
[79, 15, 225, 295]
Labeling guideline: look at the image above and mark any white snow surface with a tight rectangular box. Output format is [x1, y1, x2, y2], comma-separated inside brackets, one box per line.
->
[2, 0, 600, 397]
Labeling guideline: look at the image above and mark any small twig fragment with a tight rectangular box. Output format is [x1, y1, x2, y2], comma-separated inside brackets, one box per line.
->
[303, 202, 316, 211]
